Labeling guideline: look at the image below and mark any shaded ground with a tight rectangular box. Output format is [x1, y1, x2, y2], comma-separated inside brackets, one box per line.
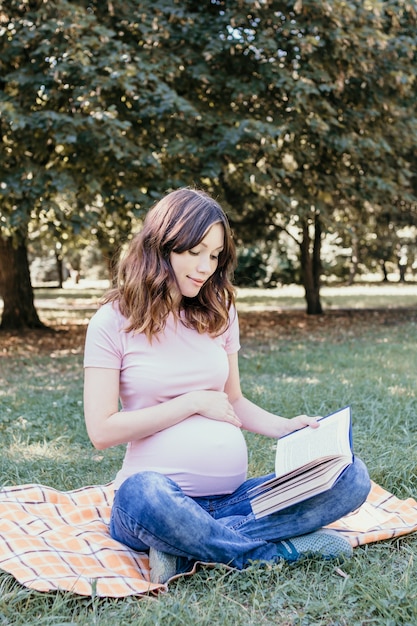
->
[1, 308, 416, 357]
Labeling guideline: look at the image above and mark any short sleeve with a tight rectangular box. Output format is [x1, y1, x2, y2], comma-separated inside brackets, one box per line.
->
[83, 303, 125, 369]
[223, 306, 241, 354]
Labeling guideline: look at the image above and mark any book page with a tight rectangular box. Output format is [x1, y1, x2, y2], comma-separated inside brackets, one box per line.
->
[253, 458, 338, 505]
[251, 457, 351, 516]
[274, 406, 352, 477]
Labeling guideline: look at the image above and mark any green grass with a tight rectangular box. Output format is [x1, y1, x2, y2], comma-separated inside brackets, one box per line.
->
[0, 288, 416, 625]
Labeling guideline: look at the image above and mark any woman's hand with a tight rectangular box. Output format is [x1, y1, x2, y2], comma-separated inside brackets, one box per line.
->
[284, 414, 320, 436]
[191, 390, 242, 428]
[84, 366, 243, 450]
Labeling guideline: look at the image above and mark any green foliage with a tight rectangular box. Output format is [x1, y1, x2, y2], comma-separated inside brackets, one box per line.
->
[1, 0, 417, 321]
[235, 247, 270, 288]
[235, 245, 298, 288]
[0, 0, 157, 242]
[2, 0, 417, 232]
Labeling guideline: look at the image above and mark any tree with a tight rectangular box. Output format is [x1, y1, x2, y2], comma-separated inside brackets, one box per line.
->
[196, 0, 417, 311]
[126, 0, 417, 311]
[0, 0, 163, 328]
[1, 0, 417, 326]
[0, 236, 43, 328]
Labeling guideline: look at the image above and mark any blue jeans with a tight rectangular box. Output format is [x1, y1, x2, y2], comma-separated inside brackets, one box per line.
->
[110, 457, 370, 571]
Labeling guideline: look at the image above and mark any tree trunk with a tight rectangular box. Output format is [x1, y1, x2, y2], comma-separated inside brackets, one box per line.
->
[55, 251, 64, 288]
[299, 214, 323, 315]
[0, 235, 45, 330]
[381, 260, 389, 282]
[398, 261, 407, 282]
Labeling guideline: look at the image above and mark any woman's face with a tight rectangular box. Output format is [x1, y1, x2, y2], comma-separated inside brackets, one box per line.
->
[170, 223, 224, 298]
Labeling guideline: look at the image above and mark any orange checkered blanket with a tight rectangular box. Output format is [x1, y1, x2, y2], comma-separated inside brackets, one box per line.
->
[0, 480, 416, 597]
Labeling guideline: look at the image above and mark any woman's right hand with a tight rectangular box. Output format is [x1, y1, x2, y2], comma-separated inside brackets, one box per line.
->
[190, 390, 242, 428]
[84, 368, 243, 450]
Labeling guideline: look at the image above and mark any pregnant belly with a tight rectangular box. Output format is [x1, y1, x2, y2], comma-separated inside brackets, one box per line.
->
[119, 415, 248, 496]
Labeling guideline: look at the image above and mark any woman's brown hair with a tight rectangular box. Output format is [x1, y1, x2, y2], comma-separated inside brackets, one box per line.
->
[102, 188, 237, 339]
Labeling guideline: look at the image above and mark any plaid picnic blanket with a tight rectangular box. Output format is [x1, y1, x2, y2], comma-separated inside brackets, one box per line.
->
[0, 480, 416, 597]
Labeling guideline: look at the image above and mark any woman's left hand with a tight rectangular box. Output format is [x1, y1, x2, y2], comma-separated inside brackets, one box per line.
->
[285, 414, 320, 435]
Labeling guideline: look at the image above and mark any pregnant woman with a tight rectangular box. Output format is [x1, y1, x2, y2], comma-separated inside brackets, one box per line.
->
[83, 188, 370, 584]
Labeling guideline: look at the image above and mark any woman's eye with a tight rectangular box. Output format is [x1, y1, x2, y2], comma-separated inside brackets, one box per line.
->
[189, 250, 199, 256]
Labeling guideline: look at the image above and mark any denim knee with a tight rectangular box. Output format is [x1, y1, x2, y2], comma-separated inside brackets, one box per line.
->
[345, 456, 371, 510]
[114, 471, 174, 515]
[110, 472, 176, 551]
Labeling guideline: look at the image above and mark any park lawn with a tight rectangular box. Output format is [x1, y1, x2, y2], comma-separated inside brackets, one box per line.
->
[0, 288, 416, 625]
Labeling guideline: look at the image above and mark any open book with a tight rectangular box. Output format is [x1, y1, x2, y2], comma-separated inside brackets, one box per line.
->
[249, 406, 353, 519]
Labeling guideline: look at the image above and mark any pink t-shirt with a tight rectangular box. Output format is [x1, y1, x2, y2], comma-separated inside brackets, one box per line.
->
[83, 302, 248, 495]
